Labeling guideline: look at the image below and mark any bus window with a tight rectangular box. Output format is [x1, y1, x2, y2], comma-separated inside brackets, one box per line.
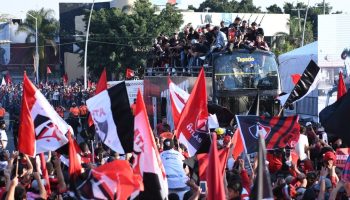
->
[214, 50, 279, 90]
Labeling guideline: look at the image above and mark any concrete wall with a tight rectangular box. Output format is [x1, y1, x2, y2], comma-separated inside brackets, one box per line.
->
[64, 52, 84, 82]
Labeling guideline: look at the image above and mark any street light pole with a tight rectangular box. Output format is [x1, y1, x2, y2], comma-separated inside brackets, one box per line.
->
[301, 0, 310, 47]
[84, 0, 95, 90]
[27, 13, 39, 84]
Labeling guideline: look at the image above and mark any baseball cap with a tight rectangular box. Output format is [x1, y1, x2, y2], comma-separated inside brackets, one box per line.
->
[215, 128, 225, 135]
[306, 122, 312, 127]
[323, 151, 336, 162]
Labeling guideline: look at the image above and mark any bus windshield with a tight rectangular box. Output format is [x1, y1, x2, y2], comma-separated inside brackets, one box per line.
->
[214, 50, 279, 90]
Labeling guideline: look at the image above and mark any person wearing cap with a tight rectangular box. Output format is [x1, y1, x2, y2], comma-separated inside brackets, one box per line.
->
[160, 138, 189, 193]
[322, 151, 339, 187]
[69, 102, 79, 118]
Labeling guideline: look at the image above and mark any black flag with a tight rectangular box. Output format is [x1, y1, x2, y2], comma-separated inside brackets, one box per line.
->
[247, 92, 259, 116]
[283, 60, 320, 108]
[250, 133, 273, 200]
[319, 91, 350, 145]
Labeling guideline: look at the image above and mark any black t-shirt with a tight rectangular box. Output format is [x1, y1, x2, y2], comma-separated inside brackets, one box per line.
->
[193, 42, 210, 54]
[205, 31, 215, 45]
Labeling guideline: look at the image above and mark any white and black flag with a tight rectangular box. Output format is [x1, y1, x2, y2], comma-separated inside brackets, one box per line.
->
[86, 82, 134, 154]
[281, 60, 320, 108]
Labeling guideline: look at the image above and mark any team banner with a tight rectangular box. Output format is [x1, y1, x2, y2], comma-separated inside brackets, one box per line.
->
[236, 115, 300, 154]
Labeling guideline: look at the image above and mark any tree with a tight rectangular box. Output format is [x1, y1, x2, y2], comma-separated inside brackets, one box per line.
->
[266, 4, 283, 14]
[81, 0, 183, 80]
[17, 8, 59, 82]
[195, 0, 260, 13]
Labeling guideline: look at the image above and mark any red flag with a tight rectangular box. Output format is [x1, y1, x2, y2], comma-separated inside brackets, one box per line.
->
[47, 66, 52, 74]
[126, 68, 135, 79]
[176, 68, 208, 156]
[232, 129, 244, 160]
[18, 73, 69, 157]
[338, 71, 347, 100]
[39, 153, 51, 196]
[133, 89, 168, 199]
[207, 133, 226, 200]
[68, 131, 82, 180]
[95, 68, 108, 94]
[88, 68, 107, 127]
[5, 71, 12, 85]
[197, 147, 229, 181]
[291, 74, 301, 85]
[77, 160, 143, 200]
[167, 0, 176, 4]
[63, 73, 68, 85]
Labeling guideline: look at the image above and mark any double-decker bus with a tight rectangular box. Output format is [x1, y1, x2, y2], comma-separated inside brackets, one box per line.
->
[143, 49, 281, 128]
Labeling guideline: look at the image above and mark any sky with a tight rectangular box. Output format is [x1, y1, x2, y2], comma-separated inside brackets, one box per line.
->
[1, 0, 350, 20]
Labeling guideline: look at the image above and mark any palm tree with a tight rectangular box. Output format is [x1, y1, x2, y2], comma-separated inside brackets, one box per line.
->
[17, 8, 59, 82]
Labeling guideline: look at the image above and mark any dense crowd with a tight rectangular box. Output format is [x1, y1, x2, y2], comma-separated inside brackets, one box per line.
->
[148, 17, 269, 74]
[0, 79, 347, 200]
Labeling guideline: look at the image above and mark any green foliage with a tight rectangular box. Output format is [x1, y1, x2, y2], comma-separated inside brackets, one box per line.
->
[266, 4, 283, 14]
[194, 0, 260, 13]
[18, 8, 59, 82]
[81, 0, 183, 80]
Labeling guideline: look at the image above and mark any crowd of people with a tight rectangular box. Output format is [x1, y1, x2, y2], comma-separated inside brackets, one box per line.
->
[148, 17, 270, 74]
[0, 79, 347, 200]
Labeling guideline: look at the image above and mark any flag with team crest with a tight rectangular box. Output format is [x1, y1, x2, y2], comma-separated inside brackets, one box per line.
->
[236, 115, 300, 154]
[18, 73, 69, 157]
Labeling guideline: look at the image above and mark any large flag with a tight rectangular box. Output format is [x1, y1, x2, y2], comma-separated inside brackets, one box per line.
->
[68, 131, 82, 180]
[249, 133, 274, 200]
[282, 60, 320, 108]
[176, 68, 209, 156]
[88, 67, 107, 127]
[236, 115, 300, 154]
[168, 78, 190, 127]
[338, 71, 347, 100]
[77, 160, 143, 200]
[86, 82, 134, 154]
[18, 73, 69, 157]
[207, 133, 226, 200]
[133, 89, 168, 200]
[319, 91, 350, 145]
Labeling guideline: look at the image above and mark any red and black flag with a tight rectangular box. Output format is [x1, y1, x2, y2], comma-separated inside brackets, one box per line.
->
[236, 115, 300, 154]
[250, 133, 273, 200]
[282, 60, 320, 108]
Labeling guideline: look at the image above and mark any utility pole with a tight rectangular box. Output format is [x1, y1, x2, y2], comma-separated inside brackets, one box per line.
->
[323, 0, 326, 14]
[291, 8, 306, 32]
[301, 0, 310, 47]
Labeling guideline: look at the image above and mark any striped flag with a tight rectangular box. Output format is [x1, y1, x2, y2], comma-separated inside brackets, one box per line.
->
[342, 156, 350, 182]
[236, 115, 300, 154]
[133, 89, 168, 199]
[18, 73, 69, 157]
[86, 81, 134, 154]
[282, 60, 320, 108]
[175, 68, 209, 156]
[168, 78, 190, 127]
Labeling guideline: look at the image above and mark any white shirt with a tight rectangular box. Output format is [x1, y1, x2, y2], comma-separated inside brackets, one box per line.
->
[295, 134, 309, 161]
[0, 130, 7, 141]
[160, 149, 188, 189]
